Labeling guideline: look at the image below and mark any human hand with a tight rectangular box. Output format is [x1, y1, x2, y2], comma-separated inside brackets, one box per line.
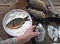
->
[17, 25, 40, 44]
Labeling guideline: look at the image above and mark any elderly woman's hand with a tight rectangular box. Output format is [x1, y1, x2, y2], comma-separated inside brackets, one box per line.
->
[17, 25, 40, 44]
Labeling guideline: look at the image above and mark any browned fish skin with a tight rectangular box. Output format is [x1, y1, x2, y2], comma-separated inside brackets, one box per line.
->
[6, 16, 29, 29]
[27, 8, 46, 20]
[28, 0, 49, 13]
[28, 0, 54, 18]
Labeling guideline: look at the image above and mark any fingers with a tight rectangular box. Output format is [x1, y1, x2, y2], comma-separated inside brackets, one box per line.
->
[28, 25, 36, 31]
[32, 32, 40, 37]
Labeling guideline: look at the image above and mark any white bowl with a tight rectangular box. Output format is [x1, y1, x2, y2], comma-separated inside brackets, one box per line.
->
[3, 9, 32, 37]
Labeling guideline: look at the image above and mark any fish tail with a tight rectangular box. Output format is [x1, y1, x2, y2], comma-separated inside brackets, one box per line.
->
[24, 16, 30, 21]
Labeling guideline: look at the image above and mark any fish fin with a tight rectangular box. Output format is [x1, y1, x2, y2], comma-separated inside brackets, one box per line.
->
[24, 16, 30, 21]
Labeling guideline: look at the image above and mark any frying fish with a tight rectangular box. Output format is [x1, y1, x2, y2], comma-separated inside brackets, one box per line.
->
[28, 0, 48, 13]
[6, 16, 29, 29]
[27, 8, 46, 20]
[28, 0, 53, 17]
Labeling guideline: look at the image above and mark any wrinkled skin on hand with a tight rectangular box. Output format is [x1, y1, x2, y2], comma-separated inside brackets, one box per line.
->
[17, 25, 40, 44]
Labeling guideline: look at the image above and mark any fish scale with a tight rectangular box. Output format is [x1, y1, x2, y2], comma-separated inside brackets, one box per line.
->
[6, 16, 29, 29]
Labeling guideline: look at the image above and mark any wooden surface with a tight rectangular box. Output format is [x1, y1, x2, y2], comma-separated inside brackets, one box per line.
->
[0, 0, 60, 44]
